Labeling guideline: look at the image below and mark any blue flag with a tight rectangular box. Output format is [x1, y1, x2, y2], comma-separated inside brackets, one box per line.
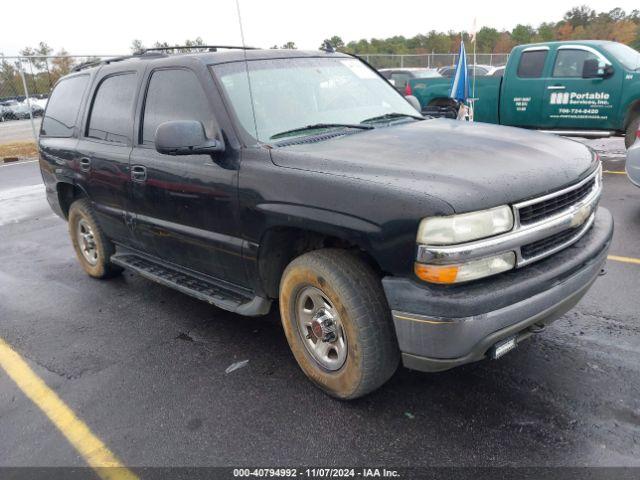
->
[449, 41, 470, 102]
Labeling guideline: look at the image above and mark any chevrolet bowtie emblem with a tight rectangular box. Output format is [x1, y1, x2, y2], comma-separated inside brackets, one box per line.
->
[571, 204, 592, 228]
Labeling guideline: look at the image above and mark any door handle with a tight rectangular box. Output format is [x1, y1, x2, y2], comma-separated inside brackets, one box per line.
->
[547, 85, 566, 90]
[131, 165, 147, 183]
[79, 157, 91, 172]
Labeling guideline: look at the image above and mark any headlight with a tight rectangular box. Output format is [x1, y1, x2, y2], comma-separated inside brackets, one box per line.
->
[417, 206, 514, 245]
[414, 252, 516, 284]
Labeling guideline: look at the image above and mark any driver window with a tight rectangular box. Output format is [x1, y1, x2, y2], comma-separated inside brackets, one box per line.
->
[553, 49, 599, 78]
[141, 69, 216, 146]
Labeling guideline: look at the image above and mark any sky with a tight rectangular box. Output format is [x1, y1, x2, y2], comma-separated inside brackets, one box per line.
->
[2, 0, 639, 56]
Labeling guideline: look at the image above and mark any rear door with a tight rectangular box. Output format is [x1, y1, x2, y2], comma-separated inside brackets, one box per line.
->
[542, 46, 620, 130]
[128, 65, 247, 285]
[500, 47, 549, 127]
[76, 69, 140, 244]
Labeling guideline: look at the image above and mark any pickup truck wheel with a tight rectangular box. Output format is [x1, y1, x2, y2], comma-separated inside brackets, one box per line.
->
[68, 198, 122, 279]
[626, 115, 640, 149]
[279, 249, 399, 399]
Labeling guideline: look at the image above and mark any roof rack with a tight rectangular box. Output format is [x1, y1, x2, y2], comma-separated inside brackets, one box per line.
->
[141, 45, 258, 53]
[70, 45, 258, 73]
[71, 51, 166, 72]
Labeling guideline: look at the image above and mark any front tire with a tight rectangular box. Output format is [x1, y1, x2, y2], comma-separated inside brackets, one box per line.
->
[68, 198, 122, 279]
[625, 115, 640, 149]
[279, 249, 399, 400]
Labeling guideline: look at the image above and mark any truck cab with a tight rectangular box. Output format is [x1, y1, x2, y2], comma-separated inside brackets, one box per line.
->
[410, 41, 640, 148]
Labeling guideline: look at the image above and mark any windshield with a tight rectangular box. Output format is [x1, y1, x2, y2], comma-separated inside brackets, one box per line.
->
[603, 43, 640, 70]
[213, 57, 421, 142]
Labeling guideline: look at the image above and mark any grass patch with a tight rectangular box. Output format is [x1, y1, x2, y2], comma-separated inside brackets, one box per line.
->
[0, 141, 38, 160]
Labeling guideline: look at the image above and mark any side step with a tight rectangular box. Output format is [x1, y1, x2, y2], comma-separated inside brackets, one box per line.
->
[111, 252, 271, 316]
[537, 129, 616, 139]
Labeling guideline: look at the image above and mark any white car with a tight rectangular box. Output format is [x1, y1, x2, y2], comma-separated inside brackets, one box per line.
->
[627, 123, 640, 187]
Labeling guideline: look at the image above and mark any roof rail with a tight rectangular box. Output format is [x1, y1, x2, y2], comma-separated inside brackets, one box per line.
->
[70, 46, 257, 73]
[71, 52, 167, 72]
[141, 45, 258, 53]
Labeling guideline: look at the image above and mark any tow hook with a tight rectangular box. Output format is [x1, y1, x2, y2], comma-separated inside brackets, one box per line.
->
[529, 323, 546, 334]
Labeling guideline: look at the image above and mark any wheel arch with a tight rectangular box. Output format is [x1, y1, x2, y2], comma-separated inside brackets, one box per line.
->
[428, 97, 458, 107]
[623, 98, 640, 130]
[57, 182, 88, 219]
[256, 225, 383, 300]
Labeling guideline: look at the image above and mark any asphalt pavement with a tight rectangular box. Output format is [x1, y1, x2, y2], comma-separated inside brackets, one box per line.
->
[0, 118, 41, 144]
[0, 139, 639, 471]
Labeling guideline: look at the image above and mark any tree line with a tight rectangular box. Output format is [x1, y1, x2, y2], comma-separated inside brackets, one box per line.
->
[0, 43, 78, 98]
[2, 5, 640, 99]
[322, 6, 640, 54]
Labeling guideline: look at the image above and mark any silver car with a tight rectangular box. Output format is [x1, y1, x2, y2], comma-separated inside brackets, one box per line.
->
[627, 123, 640, 187]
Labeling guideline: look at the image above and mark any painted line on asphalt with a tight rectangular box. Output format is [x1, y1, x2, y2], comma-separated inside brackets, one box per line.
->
[603, 170, 626, 175]
[0, 338, 138, 480]
[0, 159, 38, 168]
[608, 255, 640, 266]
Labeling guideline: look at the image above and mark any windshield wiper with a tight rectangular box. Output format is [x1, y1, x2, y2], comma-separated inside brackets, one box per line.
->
[360, 112, 424, 124]
[270, 123, 374, 140]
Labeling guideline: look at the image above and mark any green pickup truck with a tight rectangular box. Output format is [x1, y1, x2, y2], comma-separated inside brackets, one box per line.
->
[407, 40, 640, 148]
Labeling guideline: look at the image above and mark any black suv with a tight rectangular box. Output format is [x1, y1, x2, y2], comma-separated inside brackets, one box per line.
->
[39, 47, 613, 399]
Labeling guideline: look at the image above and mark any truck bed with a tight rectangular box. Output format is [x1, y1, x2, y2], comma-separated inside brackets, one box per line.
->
[410, 76, 503, 124]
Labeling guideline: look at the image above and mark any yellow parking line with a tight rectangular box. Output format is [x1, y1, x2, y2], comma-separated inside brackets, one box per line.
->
[608, 255, 640, 265]
[0, 338, 137, 480]
[603, 170, 626, 175]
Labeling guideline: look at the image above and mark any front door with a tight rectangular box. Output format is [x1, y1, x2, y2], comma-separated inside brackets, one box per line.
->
[543, 46, 621, 130]
[500, 48, 549, 128]
[128, 67, 246, 286]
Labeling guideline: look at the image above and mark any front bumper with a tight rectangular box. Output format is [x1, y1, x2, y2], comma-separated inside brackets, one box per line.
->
[382, 207, 613, 372]
[627, 142, 640, 187]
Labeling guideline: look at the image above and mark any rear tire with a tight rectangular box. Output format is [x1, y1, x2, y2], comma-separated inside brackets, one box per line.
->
[625, 115, 640, 149]
[68, 198, 122, 279]
[279, 249, 399, 400]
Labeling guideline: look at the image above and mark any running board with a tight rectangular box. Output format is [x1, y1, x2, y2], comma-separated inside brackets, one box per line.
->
[537, 130, 616, 139]
[111, 252, 271, 316]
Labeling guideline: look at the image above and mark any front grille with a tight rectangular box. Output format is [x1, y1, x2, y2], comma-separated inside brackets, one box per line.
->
[518, 178, 595, 225]
[521, 227, 583, 259]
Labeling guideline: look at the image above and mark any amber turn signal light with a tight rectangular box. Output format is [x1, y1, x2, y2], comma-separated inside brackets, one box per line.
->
[414, 263, 458, 284]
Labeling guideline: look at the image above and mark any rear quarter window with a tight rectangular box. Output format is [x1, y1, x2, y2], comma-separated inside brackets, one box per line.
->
[517, 50, 548, 78]
[40, 75, 89, 137]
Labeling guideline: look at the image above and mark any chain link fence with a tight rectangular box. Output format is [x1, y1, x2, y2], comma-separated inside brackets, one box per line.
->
[361, 53, 510, 69]
[0, 54, 124, 161]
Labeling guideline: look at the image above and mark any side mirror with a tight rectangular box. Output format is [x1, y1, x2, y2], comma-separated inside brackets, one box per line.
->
[582, 59, 613, 79]
[155, 120, 225, 156]
[404, 95, 422, 113]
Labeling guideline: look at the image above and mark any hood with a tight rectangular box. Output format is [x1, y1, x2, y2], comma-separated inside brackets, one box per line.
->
[270, 119, 597, 213]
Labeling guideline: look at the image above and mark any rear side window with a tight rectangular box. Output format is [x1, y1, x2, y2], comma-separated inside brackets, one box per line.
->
[41, 75, 89, 137]
[517, 50, 548, 78]
[141, 69, 214, 145]
[390, 72, 411, 89]
[86, 73, 137, 144]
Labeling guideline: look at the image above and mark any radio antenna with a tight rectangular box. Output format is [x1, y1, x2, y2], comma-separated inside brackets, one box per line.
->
[235, 0, 259, 142]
